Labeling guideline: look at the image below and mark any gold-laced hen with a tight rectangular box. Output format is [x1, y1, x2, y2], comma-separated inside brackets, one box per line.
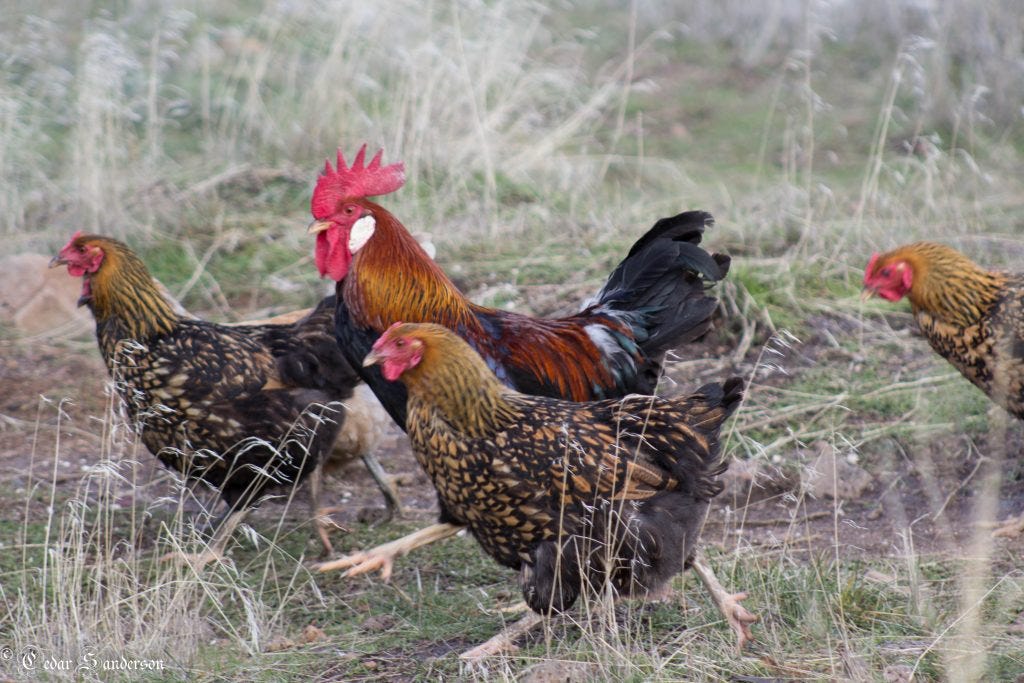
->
[53, 232, 361, 563]
[362, 321, 754, 657]
[864, 241, 1024, 538]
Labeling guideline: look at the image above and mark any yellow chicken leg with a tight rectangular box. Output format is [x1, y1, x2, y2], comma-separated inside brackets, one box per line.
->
[460, 612, 544, 661]
[307, 462, 352, 558]
[160, 509, 249, 569]
[993, 514, 1024, 539]
[690, 553, 758, 652]
[314, 522, 464, 580]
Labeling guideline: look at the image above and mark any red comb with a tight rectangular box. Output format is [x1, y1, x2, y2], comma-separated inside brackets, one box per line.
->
[311, 144, 405, 219]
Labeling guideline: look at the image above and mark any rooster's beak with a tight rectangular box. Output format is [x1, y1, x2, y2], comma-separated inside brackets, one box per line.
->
[48, 255, 67, 269]
[362, 350, 382, 368]
[307, 220, 332, 235]
[860, 287, 876, 302]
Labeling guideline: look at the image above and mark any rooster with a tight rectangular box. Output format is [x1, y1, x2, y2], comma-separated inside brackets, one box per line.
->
[307, 145, 732, 578]
[360, 322, 754, 656]
[863, 241, 1024, 538]
[52, 233, 361, 563]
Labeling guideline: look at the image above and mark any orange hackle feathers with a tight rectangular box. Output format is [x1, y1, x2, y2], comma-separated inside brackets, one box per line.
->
[311, 145, 406, 219]
[343, 203, 484, 331]
[864, 241, 1024, 418]
[309, 144, 662, 406]
[865, 242, 1006, 328]
[342, 204, 625, 401]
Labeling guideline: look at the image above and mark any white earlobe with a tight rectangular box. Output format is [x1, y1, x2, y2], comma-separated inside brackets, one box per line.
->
[349, 215, 376, 253]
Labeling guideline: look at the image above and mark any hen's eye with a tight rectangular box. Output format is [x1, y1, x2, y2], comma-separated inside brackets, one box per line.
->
[880, 267, 892, 277]
[396, 339, 405, 348]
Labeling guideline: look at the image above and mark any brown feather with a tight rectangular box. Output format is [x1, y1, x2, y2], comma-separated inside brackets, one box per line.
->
[66, 234, 359, 510]
[383, 322, 742, 613]
[869, 242, 1024, 417]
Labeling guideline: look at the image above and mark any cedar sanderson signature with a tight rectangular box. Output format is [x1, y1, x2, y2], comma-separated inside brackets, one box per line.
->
[1, 644, 165, 673]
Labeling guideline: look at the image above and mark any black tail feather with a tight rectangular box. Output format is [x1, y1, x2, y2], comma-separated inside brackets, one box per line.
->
[594, 211, 729, 358]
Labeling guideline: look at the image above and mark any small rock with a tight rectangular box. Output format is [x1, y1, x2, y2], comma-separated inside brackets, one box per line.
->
[802, 442, 874, 500]
[393, 472, 416, 487]
[719, 458, 798, 500]
[356, 506, 389, 525]
[361, 613, 396, 632]
[0, 253, 92, 335]
[520, 661, 597, 683]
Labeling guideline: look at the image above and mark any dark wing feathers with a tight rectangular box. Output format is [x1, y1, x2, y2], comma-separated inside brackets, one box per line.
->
[252, 295, 360, 392]
[413, 376, 743, 575]
[621, 210, 715, 261]
[102, 295, 358, 510]
[590, 211, 729, 364]
[416, 377, 743, 614]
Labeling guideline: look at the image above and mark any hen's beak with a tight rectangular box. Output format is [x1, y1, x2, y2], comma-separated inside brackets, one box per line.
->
[362, 349, 383, 368]
[49, 255, 67, 269]
[307, 220, 332, 235]
[860, 287, 876, 302]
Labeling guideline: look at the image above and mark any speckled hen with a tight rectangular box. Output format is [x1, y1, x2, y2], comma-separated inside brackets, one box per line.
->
[864, 241, 1024, 538]
[362, 322, 754, 655]
[52, 233, 360, 563]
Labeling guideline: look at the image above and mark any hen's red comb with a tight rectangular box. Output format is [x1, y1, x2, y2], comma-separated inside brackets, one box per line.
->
[311, 144, 405, 219]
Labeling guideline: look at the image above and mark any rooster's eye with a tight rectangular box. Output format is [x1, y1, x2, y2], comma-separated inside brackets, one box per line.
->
[344, 205, 357, 216]
[396, 339, 405, 348]
[880, 267, 892, 277]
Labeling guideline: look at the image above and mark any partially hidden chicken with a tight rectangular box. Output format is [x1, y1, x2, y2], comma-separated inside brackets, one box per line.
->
[52, 232, 360, 563]
[307, 145, 732, 577]
[863, 241, 1024, 538]
[220, 307, 402, 546]
[362, 322, 753, 656]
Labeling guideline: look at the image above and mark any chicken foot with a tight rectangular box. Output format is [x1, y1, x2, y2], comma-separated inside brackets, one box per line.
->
[992, 514, 1024, 539]
[160, 508, 249, 569]
[314, 522, 464, 580]
[690, 552, 758, 652]
[459, 612, 544, 661]
[361, 452, 405, 521]
[308, 463, 348, 558]
[460, 554, 758, 660]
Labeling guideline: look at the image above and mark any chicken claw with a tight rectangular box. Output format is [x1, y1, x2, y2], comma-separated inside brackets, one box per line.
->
[314, 522, 463, 580]
[460, 612, 543, 661]
[313, 506, 351, 559]
[160, 548, 225, 569]
[690, 554, 758, 652]
[160, 509, 247, 570]
[993, 514, 1024, 539]
[320, 548, 395, 581]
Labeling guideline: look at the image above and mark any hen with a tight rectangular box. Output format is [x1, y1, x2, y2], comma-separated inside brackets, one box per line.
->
[307, 145, 731, 575]
[224, 308, 402, 539]
[863, 241, 1024, 538]
[362, 322, 753, 657]
[52, 233, 360, 562]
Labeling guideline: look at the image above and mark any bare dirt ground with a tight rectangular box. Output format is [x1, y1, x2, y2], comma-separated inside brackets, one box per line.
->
[1, 314, 1020, 570]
